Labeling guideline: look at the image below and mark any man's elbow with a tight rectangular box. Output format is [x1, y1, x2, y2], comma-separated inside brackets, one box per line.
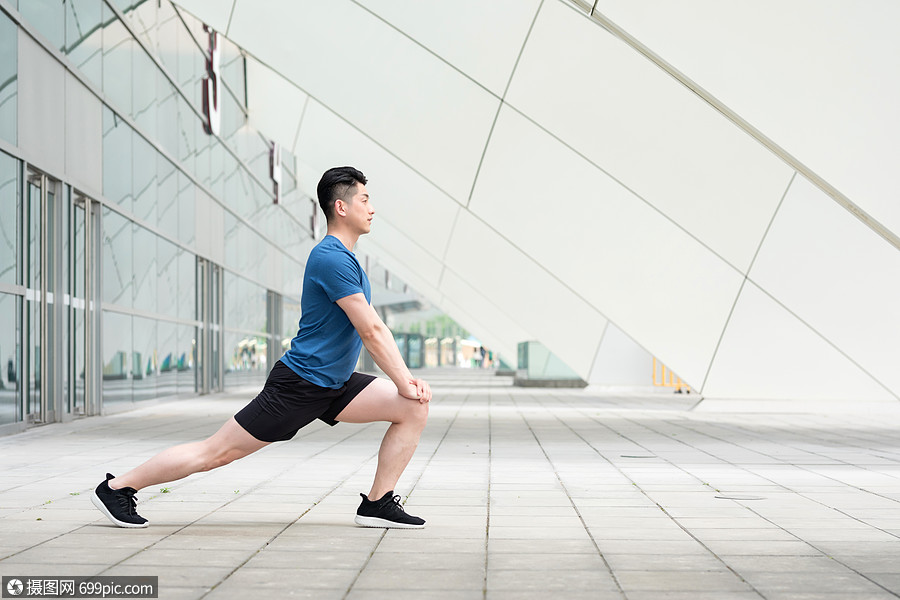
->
[357, 320, 384, 343]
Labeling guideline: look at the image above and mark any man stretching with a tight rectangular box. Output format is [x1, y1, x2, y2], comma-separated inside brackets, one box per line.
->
[92, 166, 431, 529]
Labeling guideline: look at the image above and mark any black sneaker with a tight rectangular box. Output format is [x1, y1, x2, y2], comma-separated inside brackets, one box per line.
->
[355, 491, 425, 529]
[91, 473, 149, 528]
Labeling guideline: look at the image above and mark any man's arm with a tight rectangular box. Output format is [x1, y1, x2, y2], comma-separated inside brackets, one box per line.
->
[336, 293, 431, 403]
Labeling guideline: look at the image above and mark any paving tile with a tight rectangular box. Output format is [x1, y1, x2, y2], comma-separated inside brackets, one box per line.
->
[1, 371, 899, 599]
[354, 567, 484, 590]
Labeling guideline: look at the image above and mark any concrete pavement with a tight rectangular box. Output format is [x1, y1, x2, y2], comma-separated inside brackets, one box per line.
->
[1, 369, 899, 599]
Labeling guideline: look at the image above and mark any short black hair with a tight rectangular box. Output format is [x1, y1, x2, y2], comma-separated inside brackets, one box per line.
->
[317, 166, 367, 223]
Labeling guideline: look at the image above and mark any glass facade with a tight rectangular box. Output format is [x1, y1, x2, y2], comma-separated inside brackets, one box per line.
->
[0, 0, 318, 428]
[0, 11, 16, 145]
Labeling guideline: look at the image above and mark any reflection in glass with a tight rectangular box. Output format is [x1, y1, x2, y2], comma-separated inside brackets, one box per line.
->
[176, 247, 194, 322]
[132, 223, 156, 313]
[102, 10, 133, 115]
[157, 237, 177, 318]
[102, 310, 131, 405]
[65, 0, 103, 87]
[0, 152, 18, 285]
[101, 208, 133, 307]
[177, 172, 194, 245]
[156, 77, 179, 159]
[132, 49, 158, 132]
[224, 331, 266, 389]
[132, 316, 157, 402]
[223, 272, 268, 389]
[0, 293, 19, 425]
[177, 324, 195, 396]
[0, 13, 17, 145]
[132, 135, 158, 224]
[102, 108, 133, 210]
[157, 153, 177, 237]
[126, 0, 157, 50]
[157, 319, 177, 397]
[20, 0, 65, 51]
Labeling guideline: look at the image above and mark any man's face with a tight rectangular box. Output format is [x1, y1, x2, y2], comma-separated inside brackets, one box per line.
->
[340, 183, 374, 234]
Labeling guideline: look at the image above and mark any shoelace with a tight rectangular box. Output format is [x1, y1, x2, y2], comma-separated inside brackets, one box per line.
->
[388, 495, 406, 513]
[116, 488, 139, 516]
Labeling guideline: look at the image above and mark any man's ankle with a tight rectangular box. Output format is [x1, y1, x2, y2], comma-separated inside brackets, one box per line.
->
[366, 489, 391, 501]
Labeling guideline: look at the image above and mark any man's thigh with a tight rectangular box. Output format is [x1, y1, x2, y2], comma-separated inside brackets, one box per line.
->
[334, 378, 423, 424]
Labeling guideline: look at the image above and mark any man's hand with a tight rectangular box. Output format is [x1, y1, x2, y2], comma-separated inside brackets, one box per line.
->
[399, 378, 432, 403]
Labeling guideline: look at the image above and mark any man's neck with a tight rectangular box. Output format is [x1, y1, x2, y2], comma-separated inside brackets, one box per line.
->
[326, 228, 359, 251]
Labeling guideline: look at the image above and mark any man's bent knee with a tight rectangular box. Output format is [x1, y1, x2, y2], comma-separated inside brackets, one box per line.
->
[402, 400, 429, 429]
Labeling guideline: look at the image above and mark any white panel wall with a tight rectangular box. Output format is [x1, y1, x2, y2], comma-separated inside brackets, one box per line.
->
[245, 57, 308, 152]
[227, 0, 499, 203]
[595, 0, 900, 237]
[357, 0, 541, 96]
[588, 323, 654, 387]
[171, 0, 234, 33]
[506, 1, 794, 273]
[293, 101, 460, 261]
[173, 0, 900, 403]
[749, 175, 900, 398]
[354, 219, 445, 292]
[18, 31, 65, 174]
[64, 73, 102, 195]
[444, 211, 607, 378]
[470, 106, 743, 386]
[703, 282, 894, 402]
[438, 272, 530, 365]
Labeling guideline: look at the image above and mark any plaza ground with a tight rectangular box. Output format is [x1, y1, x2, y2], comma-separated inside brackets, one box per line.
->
[1, 369, 899, 599]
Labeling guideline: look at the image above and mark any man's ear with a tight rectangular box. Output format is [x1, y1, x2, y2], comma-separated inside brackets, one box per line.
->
[334, 199, 346, 217]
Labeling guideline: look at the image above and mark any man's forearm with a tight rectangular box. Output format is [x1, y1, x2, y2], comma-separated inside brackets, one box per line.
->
[361, 322, 412, 391]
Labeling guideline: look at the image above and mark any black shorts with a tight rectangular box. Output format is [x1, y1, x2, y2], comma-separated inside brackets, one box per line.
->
[234, 360, 376, 442]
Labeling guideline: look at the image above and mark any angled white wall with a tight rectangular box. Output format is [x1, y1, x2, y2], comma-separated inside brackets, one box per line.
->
[174, 0, 900, 404]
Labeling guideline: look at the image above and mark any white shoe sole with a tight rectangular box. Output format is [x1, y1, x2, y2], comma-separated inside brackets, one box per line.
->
[91, 491, 149, 528]
[354, 515, 425, 529]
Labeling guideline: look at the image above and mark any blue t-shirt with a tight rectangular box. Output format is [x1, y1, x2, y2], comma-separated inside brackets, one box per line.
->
[280, 235, 371, 388]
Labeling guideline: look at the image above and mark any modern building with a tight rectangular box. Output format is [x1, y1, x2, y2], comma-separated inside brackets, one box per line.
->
[1, 0, 899, 436]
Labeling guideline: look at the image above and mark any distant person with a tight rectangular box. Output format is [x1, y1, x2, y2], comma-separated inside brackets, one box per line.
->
[92, 167, 431, 529]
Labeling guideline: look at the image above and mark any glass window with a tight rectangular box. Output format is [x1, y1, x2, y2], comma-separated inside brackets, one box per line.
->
[156, 76, 178, 158]
[220, 38, 244, 107]
[155, 1, 179, 75]
[177, 172, 194, 246]
[102, 107, 133, 211]
[132, 49, 158, 133]
[176, 21, 200, 92]
[157, 153, 178, 237]
[131, 316, 157, 401]
[132, 134, 157, 224]
[220, 79, 245, 142]
[0, 13, 17, 145]
[102, 5, 133, 115]
[127, 0, 157, 50]
[102, 310, 132, 406]
[157, 319, 177, 397]
[176, 323, 195, 396]
[101, 208, 133, 308]
[0, 152, 18, 285]
[132, 222, 156, 313]
[176, 247, 194, 322]
[157, 237, 177, 318]
[65, 0, 103, 87]
[195, 123, 211, 188]
[209, 139, 226, 199]
[176, 95, 196, 174]
[0, 293, 20, 425]
[224, 212, 238, 271]
[20, 0, 65, 51]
